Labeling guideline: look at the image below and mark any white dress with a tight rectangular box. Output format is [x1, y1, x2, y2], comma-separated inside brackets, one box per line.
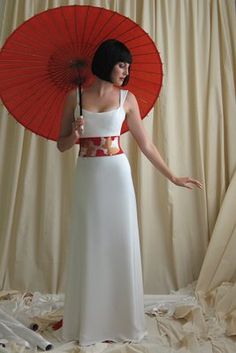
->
[63, 89, 147, 346]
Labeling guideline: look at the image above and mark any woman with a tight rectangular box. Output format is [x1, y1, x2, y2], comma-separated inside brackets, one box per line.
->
[57, 39, 202, 346]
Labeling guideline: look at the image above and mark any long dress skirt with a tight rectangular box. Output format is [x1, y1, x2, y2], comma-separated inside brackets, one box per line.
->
[63, 153, 147, 346]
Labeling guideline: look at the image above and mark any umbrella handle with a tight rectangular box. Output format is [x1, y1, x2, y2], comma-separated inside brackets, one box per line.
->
[77, 84, 84, 135]
[79, 83, 83, 116]
[79, 115, 84, 134]
[74, 115, 84, 135]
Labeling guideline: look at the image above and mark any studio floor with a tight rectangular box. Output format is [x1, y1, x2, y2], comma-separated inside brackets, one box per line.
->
[0, 282, 236, 353]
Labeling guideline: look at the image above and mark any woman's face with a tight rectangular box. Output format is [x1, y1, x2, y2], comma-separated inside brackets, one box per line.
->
[110, 62, 130, 86]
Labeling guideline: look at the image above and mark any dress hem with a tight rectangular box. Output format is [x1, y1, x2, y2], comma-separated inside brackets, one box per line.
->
[77, 331, 147, 347]
[74, 329, 148, 347]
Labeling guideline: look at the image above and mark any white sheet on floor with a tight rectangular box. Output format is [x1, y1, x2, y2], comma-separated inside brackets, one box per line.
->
[0, 284, 236, 353]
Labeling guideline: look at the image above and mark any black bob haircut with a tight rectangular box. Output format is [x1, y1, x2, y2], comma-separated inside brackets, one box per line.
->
[92, 39, 132, 86]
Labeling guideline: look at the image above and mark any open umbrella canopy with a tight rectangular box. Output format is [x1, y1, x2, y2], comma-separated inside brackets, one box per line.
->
[0, 5, 163, 141]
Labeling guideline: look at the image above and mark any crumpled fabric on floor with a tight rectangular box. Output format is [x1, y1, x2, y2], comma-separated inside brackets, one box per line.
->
[0, 292, 62, 351]
[0, 308, 53, 351]
[0, 282, 236, 352]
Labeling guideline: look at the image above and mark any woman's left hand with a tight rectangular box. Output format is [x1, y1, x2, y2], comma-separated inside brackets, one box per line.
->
[172, 176, 203, 190]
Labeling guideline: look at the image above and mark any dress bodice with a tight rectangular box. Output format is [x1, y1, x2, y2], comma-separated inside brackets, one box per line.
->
[74, 89, 128, 137]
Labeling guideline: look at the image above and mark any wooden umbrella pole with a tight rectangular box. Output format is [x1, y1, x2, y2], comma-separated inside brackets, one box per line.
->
[78, 82, 84, 134]
[79, 82, 82, 117]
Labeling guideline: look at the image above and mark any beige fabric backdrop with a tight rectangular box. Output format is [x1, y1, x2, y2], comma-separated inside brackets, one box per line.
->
[0, 0, 235, 297]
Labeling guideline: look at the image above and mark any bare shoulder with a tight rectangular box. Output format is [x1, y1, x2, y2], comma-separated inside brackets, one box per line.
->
[126, 90, 136, 103]
[64, 88, 77, 108]
[125, 90, 139, 114]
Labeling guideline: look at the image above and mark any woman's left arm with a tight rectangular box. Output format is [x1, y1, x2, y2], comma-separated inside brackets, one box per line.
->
[125, 92, 202, 190]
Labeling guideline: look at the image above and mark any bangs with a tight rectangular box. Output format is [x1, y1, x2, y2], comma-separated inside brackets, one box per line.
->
[117, 50, 132, 64]
[92, 39, 132, 84]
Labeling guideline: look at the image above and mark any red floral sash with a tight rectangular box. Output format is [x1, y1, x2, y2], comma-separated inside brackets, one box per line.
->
[79, 136, 123, 157]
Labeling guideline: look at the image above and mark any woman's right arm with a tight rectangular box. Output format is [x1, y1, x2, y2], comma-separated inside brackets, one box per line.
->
[57, 90, 81, 152]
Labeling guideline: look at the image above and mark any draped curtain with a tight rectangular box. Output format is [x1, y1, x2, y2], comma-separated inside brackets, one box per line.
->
[0, 0, 235, 299]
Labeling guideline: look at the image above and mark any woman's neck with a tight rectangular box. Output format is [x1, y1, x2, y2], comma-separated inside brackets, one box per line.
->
[90, 78, 117, 96]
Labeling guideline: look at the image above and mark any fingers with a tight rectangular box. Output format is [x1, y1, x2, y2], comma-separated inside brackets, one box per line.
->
[71, 122, 80, 142]
[184, 184, 194, 190]
[73, 120, 82, 130]
[74, 117, 84, 133]
[186, 178, 203, 189]
[191, 179, 203, 189]
[73, 118, 84, 131]
[72, 121, 77, 130]
[174, 176, 203, 190]
[77, 117, 84, 127]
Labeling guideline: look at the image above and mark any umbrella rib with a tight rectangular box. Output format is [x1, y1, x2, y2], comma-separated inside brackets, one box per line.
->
[60, 7, 77, 56]
[83, 6, 99, 54]
[1, 58, 77, 91]
[131, 75, 162, 84]
[85, 16, 132, 59]
[45, 91, 65, 139]
[82, 7, 104, 57]
[0, 59, 49, 67]
[29, 17, 53, 48]
[132, 68, 163, 74]
[36, 14, 70, 51]
[80, 6, 89, 50]
[4, 36, 52, 53]
[0, 5, 163, 140]
[98, 18, 134, 44]
[96, 22, 138, 45]
[132, 51, 160, 57]
[129, 84, 160, 96]
[122, 32, 148, 44]
[74, 5, 79, 49]
[48, 66, 75, 88]
[130, 43, 158, 51]
[50, 66, 74, 88]
[2, 67, 64, 102]
[2, 74, 48, 85]
[0, 70, 50, 82]
[33, 89, 62, 137]
[8, 80, 64, 128]
[0, 69, 50, 82]
[84, 10, 118, 57]
[10, 27, 58, 51]
[130, 84, 163, 96]
[1, 46, 50, 59]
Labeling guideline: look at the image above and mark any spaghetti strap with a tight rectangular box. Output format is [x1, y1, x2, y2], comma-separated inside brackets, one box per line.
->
[120, 89, 128, 107]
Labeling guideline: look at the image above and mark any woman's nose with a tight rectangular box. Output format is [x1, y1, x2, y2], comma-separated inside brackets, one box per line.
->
[124, 66, 129, 75]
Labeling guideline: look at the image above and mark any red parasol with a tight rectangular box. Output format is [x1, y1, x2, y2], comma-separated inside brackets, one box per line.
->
[0, 5, 163, 141]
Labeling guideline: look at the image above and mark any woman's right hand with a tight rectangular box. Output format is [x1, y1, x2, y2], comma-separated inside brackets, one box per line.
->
[57, 91, 84, 152]
[71, 117, 84, 142]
